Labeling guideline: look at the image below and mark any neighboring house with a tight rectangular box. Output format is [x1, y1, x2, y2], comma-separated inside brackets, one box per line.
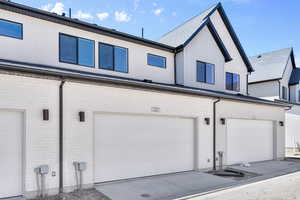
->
[0, 1, 289, 198]
[248, 48, 300, 152]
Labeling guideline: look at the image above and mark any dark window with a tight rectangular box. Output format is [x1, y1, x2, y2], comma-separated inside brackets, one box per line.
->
[298, 90, 300, 102]
[282, 86, 287, 100]
[147, 54, 166, 68]
[114, 46, 128, 72]
[99, 43, 128, 73]
[0, 19, 22, 39]
[196, 61, 215, 84]
[78, 38, 94, 67]
[59, 33, 94, 67]
[226, 72, 240, 92]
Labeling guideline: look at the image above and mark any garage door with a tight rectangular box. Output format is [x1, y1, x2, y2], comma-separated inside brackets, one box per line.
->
[227, 119, 273, 165]
[0, 111, 23, 198]
[94, 113, 195, 183]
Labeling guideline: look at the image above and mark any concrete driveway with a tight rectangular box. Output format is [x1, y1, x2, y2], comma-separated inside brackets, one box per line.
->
[95, 171, 236, 200]
[96, 159, 300, 200]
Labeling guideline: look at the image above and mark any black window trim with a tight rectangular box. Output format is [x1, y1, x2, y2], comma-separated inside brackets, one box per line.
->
[98, 42, 129, 73]
[59, 32, 95, 68]
[147, 53, 167, 69]
[0, 18, 23, 40]
[196, 60, 215, 85]
[225, 72, 240, 92]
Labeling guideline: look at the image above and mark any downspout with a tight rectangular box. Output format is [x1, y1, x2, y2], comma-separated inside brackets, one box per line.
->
[174, 51, 177, 85]
[59, 79, 65, 193]
[278, 80, 281, 99]
[213, 98, 221, 171]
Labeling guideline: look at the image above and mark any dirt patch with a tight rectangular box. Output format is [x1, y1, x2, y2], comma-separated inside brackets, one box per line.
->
[29, 188, 111, 200]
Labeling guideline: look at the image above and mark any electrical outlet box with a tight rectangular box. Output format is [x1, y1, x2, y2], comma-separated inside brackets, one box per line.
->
[34, 165, 49, 174]
[52, 171, 56, 177]
[73, 162, 87, 171]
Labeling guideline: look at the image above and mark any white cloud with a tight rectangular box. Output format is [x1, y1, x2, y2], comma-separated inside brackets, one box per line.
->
[153, 8, 164, 15]
[115, 11, 131, 22]
[74, 10, 93, 20]
[134, 0, 140, 10]
[41, 3, 52, 11]
[97, 12, 109, 21]
[51, 2, 64, 15]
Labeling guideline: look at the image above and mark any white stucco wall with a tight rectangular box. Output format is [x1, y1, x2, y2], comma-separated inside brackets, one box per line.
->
[183, 26, 225, 91]
[286, 105, 300, 148]
[248, 80, 279, 100]
[289, 84, 299, 103]
[0, 73, 60, 193]
[63, 81, 215, 188]
[210, 10, 248, 95]
[175, 51, 184, 85]
[0, 72, 287, 196]
[280, 57, 293, 100]
[0, 9, 175, 84]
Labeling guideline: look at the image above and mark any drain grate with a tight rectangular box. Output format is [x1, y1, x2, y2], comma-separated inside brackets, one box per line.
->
[141, 193, 151, 198]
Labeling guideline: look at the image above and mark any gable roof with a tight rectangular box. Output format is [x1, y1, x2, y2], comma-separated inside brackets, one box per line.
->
[248, 48, 296, 83]
[176, 18, 232, 62]
[158, 2, 253, 72]
[289, 68, 300, 85]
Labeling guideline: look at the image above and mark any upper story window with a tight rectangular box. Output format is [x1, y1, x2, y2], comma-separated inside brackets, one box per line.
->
[282, 86, 287, 100]
[59, 33, 95, 67]
[99, 43, 128, 73]
[226, 72, 240, 92]
[196, 61, 215, 84]
[0, 19, 23, 39]
[147, 54, 166, 68]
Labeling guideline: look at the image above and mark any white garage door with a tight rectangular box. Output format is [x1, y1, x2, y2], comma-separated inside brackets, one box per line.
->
[227, 119, 274, 165]
[0, 111, 23, 198]
[94, 113, 195, 183]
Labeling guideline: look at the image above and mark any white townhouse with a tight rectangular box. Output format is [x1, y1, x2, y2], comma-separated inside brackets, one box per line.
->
[248, 48, 300, 152]
[0, 0, 290, 198]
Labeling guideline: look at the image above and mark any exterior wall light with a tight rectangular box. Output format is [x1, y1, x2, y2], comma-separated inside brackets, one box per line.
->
[43, 109, 49, 121]
[279, 121, 284, 126]
[79, 111, 85, 122]
[204, 118, 210, 125]
[220, 118, 226, 125]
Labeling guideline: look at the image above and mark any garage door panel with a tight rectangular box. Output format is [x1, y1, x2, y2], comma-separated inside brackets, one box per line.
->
[0, 111, 23, 198]
[94, 113, 194, 183]
[227, 119, 273, 165]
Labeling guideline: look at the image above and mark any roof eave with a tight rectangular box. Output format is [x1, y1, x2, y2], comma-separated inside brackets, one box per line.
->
[214, 3, 254, 72]
[0, 0, 175, 52]
[182, 19, 232, 62]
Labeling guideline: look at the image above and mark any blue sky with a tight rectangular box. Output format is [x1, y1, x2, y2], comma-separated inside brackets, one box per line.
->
[13, 0, 300, 64]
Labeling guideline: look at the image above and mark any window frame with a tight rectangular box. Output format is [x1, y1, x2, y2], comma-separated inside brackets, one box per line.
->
[0, 18, 23, 40]
[59, 33, 95, 68]
[226, 72, 240, 92]
[98, 42, 129, 73]
[282, 86, 287, 100]
[147, 53, 167, 69]
[196, 61, 215, 85]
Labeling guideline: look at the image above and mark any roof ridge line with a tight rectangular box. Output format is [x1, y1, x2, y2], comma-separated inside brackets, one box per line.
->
[157, 3, 219, 41]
